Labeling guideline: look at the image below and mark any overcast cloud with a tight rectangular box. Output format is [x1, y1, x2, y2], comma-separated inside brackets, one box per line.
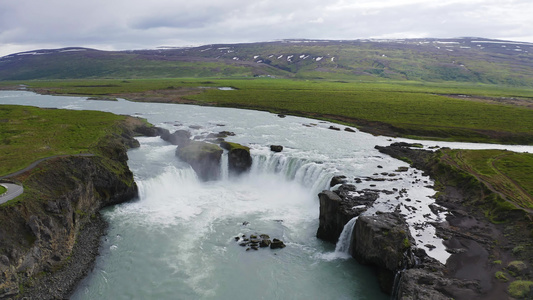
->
[1, 0, 532, 57]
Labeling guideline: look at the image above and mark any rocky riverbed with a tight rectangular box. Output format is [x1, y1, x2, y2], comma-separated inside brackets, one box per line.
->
[377, 143, 533, 299]
[316, 142, 533, 299]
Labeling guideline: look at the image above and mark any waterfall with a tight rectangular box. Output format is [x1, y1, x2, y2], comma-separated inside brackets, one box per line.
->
[250, 152, 333, 194]
[390, 270, 404, 300]
[136, 165, 199, 201]
[334, 216, 358, 254]
[220, 151, 229, 180]
[317, 216, 358, 261]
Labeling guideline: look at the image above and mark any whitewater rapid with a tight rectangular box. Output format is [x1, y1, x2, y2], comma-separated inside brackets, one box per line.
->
[2, 90, 532, 299]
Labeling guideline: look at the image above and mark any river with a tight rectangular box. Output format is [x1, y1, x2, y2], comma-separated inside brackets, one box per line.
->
[1, 91, 531, 299]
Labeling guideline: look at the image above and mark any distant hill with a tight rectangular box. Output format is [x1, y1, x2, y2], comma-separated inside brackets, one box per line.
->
[1, 38, 533, 85]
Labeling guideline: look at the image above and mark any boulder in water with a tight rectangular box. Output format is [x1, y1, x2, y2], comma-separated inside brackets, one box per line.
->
[260, 239, 271, 248]
[219, 141, 252, 176]
[175, 141, 223, 181]
[330, 175, 347, 187]
[270, 239, 286, 249]
[234, 233, 284, 251]
[270, 145, 283, 152]
[161, 129, 191, 147]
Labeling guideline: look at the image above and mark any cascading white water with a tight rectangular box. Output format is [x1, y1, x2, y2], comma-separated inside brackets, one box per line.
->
[317, 216, 359, 261]
[250, 151, 334, 195]
[220, 151, 229, 180]
[7, 91, 531, 299]
[334, 216, 358, 255]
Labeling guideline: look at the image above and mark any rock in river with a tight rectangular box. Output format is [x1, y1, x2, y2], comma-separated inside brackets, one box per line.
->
[176, 141, 223, 181]
[219, 141, 252, 176]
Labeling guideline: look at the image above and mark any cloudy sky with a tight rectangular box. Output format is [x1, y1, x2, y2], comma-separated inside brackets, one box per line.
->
[1, 0, 532, 57]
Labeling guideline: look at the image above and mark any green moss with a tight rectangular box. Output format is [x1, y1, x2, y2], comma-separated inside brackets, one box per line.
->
[507, 261, 528, 277]
[398, 157, 413, 164]
[495, 271, 508, 282]
[508, 280, 533, 298]
[75, 209, 86, 218]
[221, 141, 250, 152]
[513, 245, 526, 255]
[508, 261, 527, 268]
[402, 238, 411, 248]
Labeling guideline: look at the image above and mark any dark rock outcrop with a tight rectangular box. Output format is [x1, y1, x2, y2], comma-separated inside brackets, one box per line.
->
[270, 145, 283, 152]
[330, 175, 347, 187]
[176, 141, 223, 181]
[133, 124, 160, 137]
[316, 185, 376, 243]
[375, 142, 527, 299]
[397, 261, 480, 300]
[234, 233, 285, 251]
[220, 141, 252, 176]
[270, 239, 286, 249]
[161, 129, 191, 147]
[352, 212, 415, 271]
[351, 212, 417, 294]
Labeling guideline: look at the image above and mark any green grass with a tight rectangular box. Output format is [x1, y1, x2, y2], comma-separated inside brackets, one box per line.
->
[0, 185, 6, 194]
[443, 149, 533, 209]
[2, 78, 533, 144]
[0, 105, 127, 176]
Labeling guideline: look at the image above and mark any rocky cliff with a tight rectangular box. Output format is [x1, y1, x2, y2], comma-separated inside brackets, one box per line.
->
[375, 143, 533, 299]
[316, 185, 378, 243]
[0, 117, 152, 299]
[352, 212, 416, 293]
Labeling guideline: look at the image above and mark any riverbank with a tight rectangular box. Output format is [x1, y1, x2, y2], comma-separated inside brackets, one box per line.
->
[0, 107, 158, 299]
[2, 78, 533, 145]
[18, 213, 107, 299]
[376, 143, 533, 299]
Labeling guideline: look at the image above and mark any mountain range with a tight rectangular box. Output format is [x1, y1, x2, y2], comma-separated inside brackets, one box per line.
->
[1, 37, 532, 86]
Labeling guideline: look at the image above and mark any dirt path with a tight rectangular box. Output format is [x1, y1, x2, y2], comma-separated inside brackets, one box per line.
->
[490, 153, 533, 207]
[442, 150, 533, 214]
[0, 153, 95, 203]
[0, 153, 95, 180]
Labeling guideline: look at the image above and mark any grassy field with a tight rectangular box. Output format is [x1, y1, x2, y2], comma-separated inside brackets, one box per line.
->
[0, 105, 127, 176]
[2, 78, 532, 144]
[441, 149, 533, 210]
[0, 185, 6, 194]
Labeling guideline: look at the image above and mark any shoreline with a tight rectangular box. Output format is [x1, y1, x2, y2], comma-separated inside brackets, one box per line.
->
[3, 87, 532, 146]
[377, 143, 533, 299]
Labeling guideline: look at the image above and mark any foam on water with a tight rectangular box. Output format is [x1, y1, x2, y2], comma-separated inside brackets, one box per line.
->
[85, 144, 351, 298]
[3, 91, 532, 299]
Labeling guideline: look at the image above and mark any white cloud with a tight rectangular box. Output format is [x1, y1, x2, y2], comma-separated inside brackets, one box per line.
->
[0, 0, 532, 57]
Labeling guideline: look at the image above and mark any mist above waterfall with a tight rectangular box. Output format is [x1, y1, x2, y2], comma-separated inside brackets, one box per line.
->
[5, 91, 529, 299]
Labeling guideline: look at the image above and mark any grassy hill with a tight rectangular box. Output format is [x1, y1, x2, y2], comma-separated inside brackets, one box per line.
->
[1, 38, 533, 85]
